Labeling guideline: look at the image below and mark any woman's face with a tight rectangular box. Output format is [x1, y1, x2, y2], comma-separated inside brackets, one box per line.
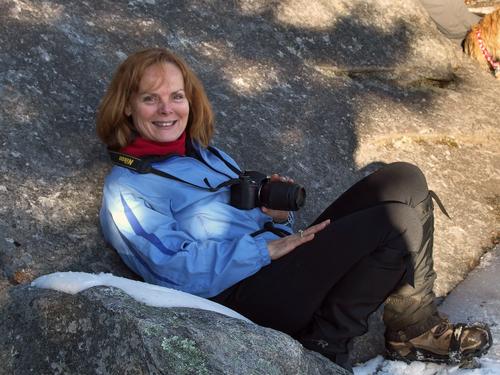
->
[126, 62, 189, 143]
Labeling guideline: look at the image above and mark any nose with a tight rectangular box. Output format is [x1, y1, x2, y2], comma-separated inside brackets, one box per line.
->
[158, 99, 173, 114]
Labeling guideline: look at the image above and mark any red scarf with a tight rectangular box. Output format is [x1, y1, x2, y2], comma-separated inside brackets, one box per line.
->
[120, 132, 186, 158]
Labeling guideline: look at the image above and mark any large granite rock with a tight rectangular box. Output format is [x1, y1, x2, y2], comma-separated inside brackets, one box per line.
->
[0, 285, 349, 375]
[1, 0, 499, 371]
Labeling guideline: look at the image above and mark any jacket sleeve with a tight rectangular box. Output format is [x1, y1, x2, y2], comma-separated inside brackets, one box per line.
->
[102, 189, 272, 298]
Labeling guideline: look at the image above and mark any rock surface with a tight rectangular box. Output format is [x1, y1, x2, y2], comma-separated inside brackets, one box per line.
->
[0, 285, 349, 375]
[0, 0, 498, 372]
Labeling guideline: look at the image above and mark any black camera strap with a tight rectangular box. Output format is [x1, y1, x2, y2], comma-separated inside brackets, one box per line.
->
[250, 222, 290, 238]
[207, 146, 241, 175]
[108, 148, 293, 239]
[108, 150, 240, 192]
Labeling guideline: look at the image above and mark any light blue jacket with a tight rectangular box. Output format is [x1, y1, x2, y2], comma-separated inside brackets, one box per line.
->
[100, 143, 294, 298]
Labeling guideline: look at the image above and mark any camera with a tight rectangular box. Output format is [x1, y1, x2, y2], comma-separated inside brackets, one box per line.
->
[230, 171, 306, 211]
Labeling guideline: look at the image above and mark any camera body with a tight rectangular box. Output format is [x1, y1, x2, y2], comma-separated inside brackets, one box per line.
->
[230, 171, 305, 211]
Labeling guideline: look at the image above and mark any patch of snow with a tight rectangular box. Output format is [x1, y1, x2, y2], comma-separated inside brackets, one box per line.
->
[354, 356, 500, 374]
[31, 272, 251, 322]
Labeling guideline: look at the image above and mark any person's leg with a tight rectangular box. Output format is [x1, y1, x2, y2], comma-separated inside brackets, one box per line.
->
[383, 191, 441, 337]
[212, 202, 422, 370]
[311, 162, 431, 225]
[311, 162, 440, 335]
[345, 165, 494, 363]
[294, 204, 420, 359]
[213, 162, 491, 366]
[418, 0, 481, 42]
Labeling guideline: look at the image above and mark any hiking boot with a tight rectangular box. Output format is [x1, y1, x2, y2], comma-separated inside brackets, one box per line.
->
[386, 320, 492, 364]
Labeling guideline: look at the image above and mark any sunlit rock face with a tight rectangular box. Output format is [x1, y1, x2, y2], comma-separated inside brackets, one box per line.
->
[1, 0, 499, 370]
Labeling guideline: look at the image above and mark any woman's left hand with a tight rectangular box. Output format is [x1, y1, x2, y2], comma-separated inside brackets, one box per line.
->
[267, 219, 330, 260]
[260, 174, 293, 223]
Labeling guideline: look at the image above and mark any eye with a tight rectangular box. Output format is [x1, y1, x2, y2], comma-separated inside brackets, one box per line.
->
[173, 93, 185, 101]
[142, 95, 159, 104]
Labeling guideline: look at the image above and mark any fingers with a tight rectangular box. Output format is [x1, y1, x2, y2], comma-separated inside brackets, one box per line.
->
[267, 219, 331, 260]
[298, 219, 330, 236]
[261, 206, 289, 221]
[308, 219, 331, 234]
[270, 173, 294, 183]
[293, 219, 330, 243]
[296, 231, 315, 243]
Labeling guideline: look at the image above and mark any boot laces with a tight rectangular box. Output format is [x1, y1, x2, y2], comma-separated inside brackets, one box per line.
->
[433, 321, 451, 338]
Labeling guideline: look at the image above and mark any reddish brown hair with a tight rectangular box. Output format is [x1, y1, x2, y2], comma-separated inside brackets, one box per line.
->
[96, 48, 214, 149]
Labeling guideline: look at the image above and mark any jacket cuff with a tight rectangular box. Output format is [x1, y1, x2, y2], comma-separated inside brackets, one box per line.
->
[253, 235, 272, 265]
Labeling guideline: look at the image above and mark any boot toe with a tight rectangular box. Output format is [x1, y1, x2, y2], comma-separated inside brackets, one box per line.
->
[459, 324, 492, 357]
[385, 321, 493, 364]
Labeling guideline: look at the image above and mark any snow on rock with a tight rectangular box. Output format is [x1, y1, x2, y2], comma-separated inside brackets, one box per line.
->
[31, 271, 250, 322]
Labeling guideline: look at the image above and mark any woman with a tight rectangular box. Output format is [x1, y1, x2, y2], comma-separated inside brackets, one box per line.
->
[96, 48, 491, 372]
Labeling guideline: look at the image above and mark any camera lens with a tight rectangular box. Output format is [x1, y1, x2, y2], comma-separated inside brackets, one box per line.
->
[259, 181, 306, 211]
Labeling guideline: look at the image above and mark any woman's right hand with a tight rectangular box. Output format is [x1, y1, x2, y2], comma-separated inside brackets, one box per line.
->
[267, 219, 330, 260]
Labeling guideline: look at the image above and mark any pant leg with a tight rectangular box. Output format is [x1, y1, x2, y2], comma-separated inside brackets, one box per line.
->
[212, 202, 422, 359]
[295, 206, 418, 356]
[383, 192, 442, 340]
[316, 162, 441, 339]
[418, 0, 480, 41]
[311, 162, 431, 225]
[213, 162, 439, 357]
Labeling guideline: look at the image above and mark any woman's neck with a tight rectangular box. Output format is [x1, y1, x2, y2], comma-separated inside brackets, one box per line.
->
[120, 132, 187, 158]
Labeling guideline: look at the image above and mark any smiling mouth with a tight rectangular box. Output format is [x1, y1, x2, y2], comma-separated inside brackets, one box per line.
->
[152, 120, 177, 128]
